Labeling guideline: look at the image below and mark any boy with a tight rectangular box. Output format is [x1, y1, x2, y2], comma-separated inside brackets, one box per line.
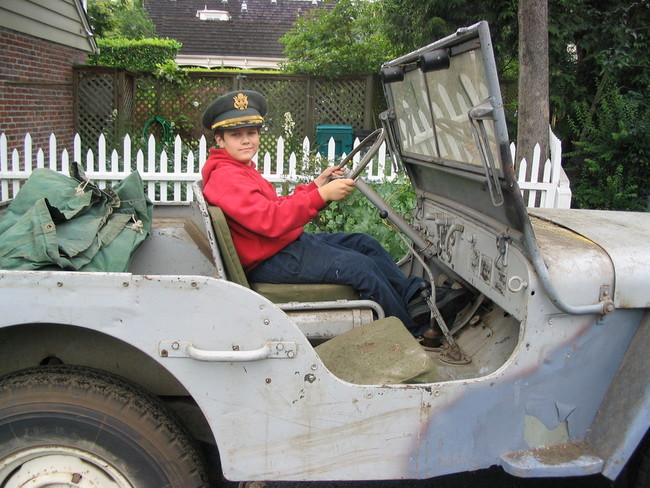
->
[201, 90, 443, 335]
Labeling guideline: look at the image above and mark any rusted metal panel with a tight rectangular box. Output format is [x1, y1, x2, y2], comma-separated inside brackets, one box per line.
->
[530, 209, 650, 308]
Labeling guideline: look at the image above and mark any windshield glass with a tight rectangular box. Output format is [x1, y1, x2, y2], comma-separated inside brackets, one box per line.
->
[381, 21, 525, 232]
[392, 71, 435, 157]
[392, 47, 499, 170]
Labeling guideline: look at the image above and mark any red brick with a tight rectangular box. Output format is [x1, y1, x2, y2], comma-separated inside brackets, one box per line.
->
[1, 26, 89, 155]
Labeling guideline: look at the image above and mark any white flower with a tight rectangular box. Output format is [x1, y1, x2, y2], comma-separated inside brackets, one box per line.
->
[283, 112, 295, 137]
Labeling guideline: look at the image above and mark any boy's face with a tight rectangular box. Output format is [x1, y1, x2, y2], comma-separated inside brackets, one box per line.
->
[215, 127, 260, 163]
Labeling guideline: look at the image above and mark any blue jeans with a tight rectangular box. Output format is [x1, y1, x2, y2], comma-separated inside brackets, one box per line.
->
[248, 232, 424, 333]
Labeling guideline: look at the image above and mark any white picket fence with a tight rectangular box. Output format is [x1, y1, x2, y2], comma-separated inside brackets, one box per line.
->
[0, 132, 394, 204]
[513, 128, 572, 209]
[0, 131, 571, 208]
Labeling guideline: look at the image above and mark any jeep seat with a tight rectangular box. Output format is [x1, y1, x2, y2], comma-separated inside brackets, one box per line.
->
[207, 205, 358, 303]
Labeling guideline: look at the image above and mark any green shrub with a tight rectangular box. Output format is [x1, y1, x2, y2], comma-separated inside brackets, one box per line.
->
[86, 0, 156, 40]
[568, 88, 650, 211]
[305, 178, 416, 260]
[282, 153, 416, 260]
[89, 38, 182, 71]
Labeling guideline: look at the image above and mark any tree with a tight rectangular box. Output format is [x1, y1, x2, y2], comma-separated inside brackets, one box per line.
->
[280, 0, 397, 76]
[549, 0, 650, 209]
[379, 0, 519, 77]
[516, 0, 549, 170]
[548, 0, 649, 141]
[86, 0, 156, 40]
[378, 0, 650, 210]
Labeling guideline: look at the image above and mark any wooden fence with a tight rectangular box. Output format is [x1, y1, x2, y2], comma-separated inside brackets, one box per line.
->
[0, 131, 571, 208]
[73, 67, 378, 155]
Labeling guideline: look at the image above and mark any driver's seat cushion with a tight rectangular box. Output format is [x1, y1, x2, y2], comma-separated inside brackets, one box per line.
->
[207, 206, 358, 302]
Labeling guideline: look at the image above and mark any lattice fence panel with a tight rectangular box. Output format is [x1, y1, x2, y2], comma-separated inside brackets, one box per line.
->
[314, 78, 366, 129]
[76, 71, 116, 155]
[119, 74, 135, 138]
[75, 69, 136, 159]
[239, 77, 309, 162]
[135, 75, 234, 147]
[75, 69, 374, 159]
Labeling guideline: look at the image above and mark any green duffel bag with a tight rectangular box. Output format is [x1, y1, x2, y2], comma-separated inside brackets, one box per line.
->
[0, 163, 152, 272]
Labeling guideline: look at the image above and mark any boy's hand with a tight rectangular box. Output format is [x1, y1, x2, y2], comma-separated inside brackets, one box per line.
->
[314, 165, 345, 187]
[318, 178, 355, 203]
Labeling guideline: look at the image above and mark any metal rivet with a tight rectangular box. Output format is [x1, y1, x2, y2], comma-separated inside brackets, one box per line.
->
[160, 349, 168, 357]
[265, 378, 272, 384]
[171, 341, 180, 350]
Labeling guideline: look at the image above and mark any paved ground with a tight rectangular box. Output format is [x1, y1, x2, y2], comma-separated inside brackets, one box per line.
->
[224, 466, 626, 488]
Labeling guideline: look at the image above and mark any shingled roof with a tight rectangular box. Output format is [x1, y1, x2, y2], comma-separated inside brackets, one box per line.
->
[144, 0, 328, 69]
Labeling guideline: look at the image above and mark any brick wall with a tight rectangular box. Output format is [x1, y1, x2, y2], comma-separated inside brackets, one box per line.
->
[0, 26, 88, 156]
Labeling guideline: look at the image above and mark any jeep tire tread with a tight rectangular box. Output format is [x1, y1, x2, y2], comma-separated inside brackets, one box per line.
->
[0, 365, 209, 487]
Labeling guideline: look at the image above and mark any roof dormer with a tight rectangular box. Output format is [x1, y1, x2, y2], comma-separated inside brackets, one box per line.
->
[196, 6, 230, 21]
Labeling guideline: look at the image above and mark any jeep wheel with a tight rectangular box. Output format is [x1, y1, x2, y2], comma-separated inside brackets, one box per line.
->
[0, 366, 208, 488]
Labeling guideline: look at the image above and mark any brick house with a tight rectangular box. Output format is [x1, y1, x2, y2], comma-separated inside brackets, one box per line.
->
[144, 0, 327, 69]
[0, 0, 97, 151]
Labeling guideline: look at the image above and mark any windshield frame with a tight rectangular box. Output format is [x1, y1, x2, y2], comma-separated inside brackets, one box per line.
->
[381, 21, 515, 181]
[380, 21, 524, 230]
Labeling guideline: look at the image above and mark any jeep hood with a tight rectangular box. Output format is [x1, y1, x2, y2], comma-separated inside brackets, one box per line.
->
[531, 208, 650, 309]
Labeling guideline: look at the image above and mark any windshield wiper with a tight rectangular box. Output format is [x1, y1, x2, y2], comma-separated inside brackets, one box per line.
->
[467, 98, 503, 207]
[468, 98, 504, 206]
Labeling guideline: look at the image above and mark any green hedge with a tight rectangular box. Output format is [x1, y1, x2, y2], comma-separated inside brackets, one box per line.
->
[88, 38, 182, 71]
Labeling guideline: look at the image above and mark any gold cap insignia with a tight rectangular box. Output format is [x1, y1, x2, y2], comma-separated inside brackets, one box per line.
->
[233, 93, 249, 110]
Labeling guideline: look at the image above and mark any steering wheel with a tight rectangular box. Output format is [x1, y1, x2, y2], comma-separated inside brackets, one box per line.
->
[338, 128, 386, 180]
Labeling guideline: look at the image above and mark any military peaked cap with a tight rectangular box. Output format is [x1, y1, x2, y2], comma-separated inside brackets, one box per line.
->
[202, 90, 268, 131]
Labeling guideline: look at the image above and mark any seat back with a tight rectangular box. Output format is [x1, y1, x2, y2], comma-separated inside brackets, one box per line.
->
[206, 203, 365, 304]
[207, 205, 250, 288]
[195, 181, 380, 338]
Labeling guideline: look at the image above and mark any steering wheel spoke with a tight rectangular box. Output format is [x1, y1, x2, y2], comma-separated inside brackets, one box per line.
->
[338, 129, 386, 181]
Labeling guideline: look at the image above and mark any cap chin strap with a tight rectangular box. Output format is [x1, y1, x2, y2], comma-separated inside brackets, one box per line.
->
[212, 115, 264, 129]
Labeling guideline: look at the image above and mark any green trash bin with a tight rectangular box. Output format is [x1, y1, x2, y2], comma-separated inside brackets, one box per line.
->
[316, 125, 353, 158]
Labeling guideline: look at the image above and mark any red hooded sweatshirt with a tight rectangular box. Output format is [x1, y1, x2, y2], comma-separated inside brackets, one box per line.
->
[201, 148, 327, 272]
